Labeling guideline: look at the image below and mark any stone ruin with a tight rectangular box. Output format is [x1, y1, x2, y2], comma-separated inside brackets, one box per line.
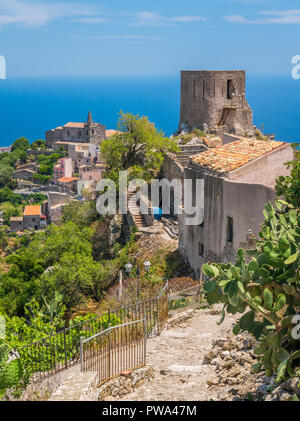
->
[179, 70, 255, 137]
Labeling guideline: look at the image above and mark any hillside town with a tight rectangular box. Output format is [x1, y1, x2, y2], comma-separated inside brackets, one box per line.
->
[6, 71, 294, 274]
[0, 70, 299, 403]
[7, 112, 116, 230]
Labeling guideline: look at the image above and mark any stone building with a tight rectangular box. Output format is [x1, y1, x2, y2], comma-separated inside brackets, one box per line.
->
[46, 112, 106, 148]
[10, 217, 23, 232]
[53, 157, 73, 182]
[13, 168, 36, 182]
[57, 177, 79, 194]
[79, 168, 102, 181]
[179, 70, 255, 136]
[67, 143, 99, 172]
[16, 163, 38, 172]
[0, 146, 11, 154]
[178, 138, 294, 276]
[23, 205, 42, 230]
[10, 206, 44, 232]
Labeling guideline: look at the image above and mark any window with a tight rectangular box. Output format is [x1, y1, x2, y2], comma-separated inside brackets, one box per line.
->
[78, 131, 82, 137]
[198, 243, 204, 257]
[227, 216, 233, 243]
[193, 79, 196, 99]
[67, 130, 70, 136]
[227, 80, 234, 99]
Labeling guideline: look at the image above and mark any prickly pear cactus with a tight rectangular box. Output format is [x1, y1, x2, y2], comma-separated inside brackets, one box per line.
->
[0, 341, 23, 397]
[203, 200, 300, 383]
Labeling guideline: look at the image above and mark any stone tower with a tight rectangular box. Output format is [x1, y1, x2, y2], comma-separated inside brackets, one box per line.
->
[179, 70, 254, 136]
[87, 111, 93, 126]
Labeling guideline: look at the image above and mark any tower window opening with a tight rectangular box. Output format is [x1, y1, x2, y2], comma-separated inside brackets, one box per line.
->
[227, 80, 234, 99]
[227, 216, 233, 243]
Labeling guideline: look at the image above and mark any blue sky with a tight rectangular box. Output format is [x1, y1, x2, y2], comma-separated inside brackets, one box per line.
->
[1, 0, 300, 77]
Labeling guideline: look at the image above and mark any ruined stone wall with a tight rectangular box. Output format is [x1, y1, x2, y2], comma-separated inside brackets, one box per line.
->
[46, 128, 63, 148]
[162, 153, 184, 182]
[180, 70, 254, 136]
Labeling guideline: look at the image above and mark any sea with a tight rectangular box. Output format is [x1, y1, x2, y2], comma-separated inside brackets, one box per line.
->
[0, 74, 300, 147]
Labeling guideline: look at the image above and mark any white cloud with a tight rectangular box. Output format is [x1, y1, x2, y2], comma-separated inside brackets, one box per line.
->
[0, 2, 206, 30]
[69, 17, 108, 24]
[168, 16, 206, 23]
[0, 0, 96, 27]
[132, 11, 206, 26]
[260, 10, 300, 16]
[224, 9, 300, 24]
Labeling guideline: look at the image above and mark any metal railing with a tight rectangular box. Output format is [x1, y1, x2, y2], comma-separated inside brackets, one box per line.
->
[157, 281, 169, 334]
[80, 319, 146, 385]
[16, 286, 165, 384]
[169, 283, 206, 312]
[15, 280, 207, 386]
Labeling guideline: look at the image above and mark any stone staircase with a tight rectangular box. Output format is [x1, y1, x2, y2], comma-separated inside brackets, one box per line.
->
[49, 372, 97, 401]
[128, 202, 146, 228]
[176, 144, 207, 166]
[128, 190, 153, 229]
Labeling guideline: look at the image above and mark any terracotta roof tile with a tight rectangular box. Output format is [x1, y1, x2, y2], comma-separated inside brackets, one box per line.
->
[24, 205, 41, 216]
[105, 129, 120, 138]
[58, 177, 79, 183]
[202, 136, 222, 148]
[63, 122, 85, 128]
[190, 138, 287, 173]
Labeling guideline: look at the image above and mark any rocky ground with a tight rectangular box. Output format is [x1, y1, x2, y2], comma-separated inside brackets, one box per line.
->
[108, 307, 300, 401]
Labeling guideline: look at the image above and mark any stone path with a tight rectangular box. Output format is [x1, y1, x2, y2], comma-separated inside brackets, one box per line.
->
[111, 308, 240, 401]
[49, 372, 97, 401]
[47, 307, 243, 401]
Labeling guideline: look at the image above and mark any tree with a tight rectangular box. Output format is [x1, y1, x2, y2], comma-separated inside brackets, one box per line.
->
[11, 137, 29, 153]
[0, 165, 13, 189]
[31, 139, 46, 150]
[61, 201, 98, 228]
[0, 222, 94, 316]
[100, 111, 178, 180]
[0, 203, 20, 225]
[39, 253, 104, 311]
[0, 187, 22, 206]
